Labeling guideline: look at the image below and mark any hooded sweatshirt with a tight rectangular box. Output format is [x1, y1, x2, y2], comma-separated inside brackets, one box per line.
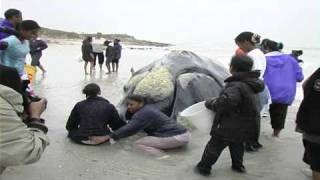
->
[264, 51, 304, 105]
[0, 19, 14, 40]
[205, 71, 265, 142]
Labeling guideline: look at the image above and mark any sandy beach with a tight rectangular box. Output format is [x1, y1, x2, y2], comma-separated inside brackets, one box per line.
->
[0, 43, 313, 180]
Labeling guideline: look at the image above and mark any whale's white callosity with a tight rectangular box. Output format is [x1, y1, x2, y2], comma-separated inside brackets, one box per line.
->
[134, 67, 174, 102]
[119, 50, 229, 120]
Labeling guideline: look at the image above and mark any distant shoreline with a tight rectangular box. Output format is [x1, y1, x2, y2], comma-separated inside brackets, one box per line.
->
[39, 27, 172, 47]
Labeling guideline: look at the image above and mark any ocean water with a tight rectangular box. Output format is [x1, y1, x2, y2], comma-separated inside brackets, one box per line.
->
[173, 43, 320, 77]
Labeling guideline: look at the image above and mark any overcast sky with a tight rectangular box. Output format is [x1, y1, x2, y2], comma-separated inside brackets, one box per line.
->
[1, 0, 319, 47]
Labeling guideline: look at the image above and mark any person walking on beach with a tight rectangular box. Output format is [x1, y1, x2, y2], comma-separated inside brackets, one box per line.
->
[29, 37, 48, 73]
[235, 31, 268, 151]
[296, 68, 320, 180]
[195, 55, 264, 176]
[112, 39, 122, 72]
[81, 36, 94, 75]
[66, 83, 126, 145]
[262, 39, 303, 137]
[0, 9, 22, 40]
[104, 40, 114, 74]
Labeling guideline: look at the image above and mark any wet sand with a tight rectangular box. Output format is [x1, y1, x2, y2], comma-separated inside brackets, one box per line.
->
[1, 44, 310, 180]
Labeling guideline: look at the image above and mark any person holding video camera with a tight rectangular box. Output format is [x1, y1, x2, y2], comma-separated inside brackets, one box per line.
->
[0, 64, 49, 174]
[261, 39, 304, 137]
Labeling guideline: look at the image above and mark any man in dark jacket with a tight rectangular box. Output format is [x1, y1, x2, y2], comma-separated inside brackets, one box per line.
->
[195, 55, 264, 176]
[66, 83, 126, 145]
[81, 37, 94, 75]
[112, 39, 122, 72]
[296, 68, 320, 180]
[105, 95, 190, 157]
[104, 40, 114, 74]
[29, 38, 48, 73]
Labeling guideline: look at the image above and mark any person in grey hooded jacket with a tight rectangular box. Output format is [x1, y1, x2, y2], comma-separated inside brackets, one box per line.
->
[0, 65, 49, 174]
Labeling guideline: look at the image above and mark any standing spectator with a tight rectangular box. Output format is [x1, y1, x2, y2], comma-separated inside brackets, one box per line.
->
[104, 40, 114, 74]
[112, 39, 122, 72]
[81, 36, 94, 75]
[235, 31, 268, 151]
[0, 9, 22, 40]
[262, 39, 303, 137]
[29, 38, 48, 74]
[0, 20, 40, 76]
[0, 64, 49, 174]
[92, 39, 105, 71]
[296, 68, 320, 180]
[195, 55, 264, 176]
[66, 83, 126, 145]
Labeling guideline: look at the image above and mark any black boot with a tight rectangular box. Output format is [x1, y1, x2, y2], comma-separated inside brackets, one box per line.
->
[252, 142, 263, 149]
[195, 163, 211, 176]
[245, 142, 257, 152]
[232, 165, 246, 173]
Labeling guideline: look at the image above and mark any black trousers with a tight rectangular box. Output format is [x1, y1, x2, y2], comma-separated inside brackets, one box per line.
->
[93, 52, 105, 65]
[303, 139, 320, 172]
[269, 103, 288, 130]
[197, 137, 244, 171]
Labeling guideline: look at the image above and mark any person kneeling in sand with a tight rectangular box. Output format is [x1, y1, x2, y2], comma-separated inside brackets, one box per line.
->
[66, 83, 126, 145]
[105, 95, 190, 157]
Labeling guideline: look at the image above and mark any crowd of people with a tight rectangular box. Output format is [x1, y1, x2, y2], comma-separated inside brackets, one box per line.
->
[0, 8, 319, 180]
[81, 36, 122, 75]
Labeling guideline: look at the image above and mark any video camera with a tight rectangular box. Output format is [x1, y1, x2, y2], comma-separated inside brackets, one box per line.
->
[291, 50, 303, 63]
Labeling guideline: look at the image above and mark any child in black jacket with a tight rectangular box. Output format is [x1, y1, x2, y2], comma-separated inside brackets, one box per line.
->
[195, 55, 264, 176]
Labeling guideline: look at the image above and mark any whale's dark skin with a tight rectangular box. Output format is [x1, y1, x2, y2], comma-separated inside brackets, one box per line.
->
[118, 50, 229, 120]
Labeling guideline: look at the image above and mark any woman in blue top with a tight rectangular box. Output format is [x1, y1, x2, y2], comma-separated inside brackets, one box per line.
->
[0, 20, 40, 76]
[103, 95, 190, 157]
[262, 39, 304, 137]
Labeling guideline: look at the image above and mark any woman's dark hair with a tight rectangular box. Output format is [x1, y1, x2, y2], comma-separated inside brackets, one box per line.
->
[104, 40, 111, 46]
[261, 39, 284, 52]
[83, 36, 92, 43]
[82, 83, 101, 97]
[230, 55, 253, 72]
[0, 65, 22, 94]
[4, 9, 21, 19]
[235, 31, 261, 44]
[0, 65, 30, 109]
[128, 94, 146, 104]
[19, 20, 40, 31]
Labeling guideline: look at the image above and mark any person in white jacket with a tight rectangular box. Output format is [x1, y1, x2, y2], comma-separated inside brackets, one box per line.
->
[0, 65, 49, 174]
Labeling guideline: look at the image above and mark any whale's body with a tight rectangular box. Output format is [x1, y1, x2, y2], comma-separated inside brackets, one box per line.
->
[118, 50, 229, 120]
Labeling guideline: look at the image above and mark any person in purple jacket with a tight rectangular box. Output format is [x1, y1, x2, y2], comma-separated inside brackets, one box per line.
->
[0, 9, 22, 40]
[262, 39, 304, 137]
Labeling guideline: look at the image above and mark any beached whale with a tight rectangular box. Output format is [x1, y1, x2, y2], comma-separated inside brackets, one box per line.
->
[118, 50, 229, 120]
